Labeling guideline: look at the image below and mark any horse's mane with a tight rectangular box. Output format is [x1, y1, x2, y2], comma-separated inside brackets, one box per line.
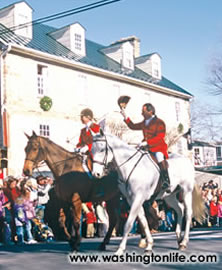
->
[39, 136, 81, 160]
[105, 133, 136, 151]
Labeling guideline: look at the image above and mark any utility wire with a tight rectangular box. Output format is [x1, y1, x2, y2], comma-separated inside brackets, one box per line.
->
[0, 0, 122, 35]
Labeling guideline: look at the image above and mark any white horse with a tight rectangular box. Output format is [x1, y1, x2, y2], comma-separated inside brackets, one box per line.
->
[91, 131, 205, 255]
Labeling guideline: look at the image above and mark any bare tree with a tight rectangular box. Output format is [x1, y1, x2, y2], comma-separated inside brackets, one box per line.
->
[207, 57, 222, 97]
[190, 100, 222, 142]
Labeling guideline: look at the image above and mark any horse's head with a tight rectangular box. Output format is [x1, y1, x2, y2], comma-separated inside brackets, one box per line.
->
[23, 131, 46, 176]
[91, 130, 113, 178]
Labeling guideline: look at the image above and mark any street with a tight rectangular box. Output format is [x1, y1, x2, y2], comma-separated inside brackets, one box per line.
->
[0, 228, 221, 270]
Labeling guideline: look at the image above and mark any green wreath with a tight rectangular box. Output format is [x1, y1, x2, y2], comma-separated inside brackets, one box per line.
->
[177, 123, 184, 134]
[40, 96, 53, 111]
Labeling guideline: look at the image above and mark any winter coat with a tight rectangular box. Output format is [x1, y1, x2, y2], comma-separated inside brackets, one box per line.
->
[77, 123, 100, 153]
[23, 199, 36, 220]
[124, 116, 168, 158]
[14, 201, 28, 226]
[218, 204, 222, 218]
[37, 184, 51, 205]
[210, 201, 218, 217]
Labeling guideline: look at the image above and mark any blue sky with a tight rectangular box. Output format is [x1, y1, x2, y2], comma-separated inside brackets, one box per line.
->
[1, 0, 222, 107]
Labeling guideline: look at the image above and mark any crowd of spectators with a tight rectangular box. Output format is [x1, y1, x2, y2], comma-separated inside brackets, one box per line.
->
[1, 175, 221, 246]
[0, 175, 54, 246]
[200, 180, 222, 227]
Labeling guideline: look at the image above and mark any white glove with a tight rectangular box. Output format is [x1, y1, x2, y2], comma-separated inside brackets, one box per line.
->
[74, 148, 80, 153]
[79, 145, 89, 154]
[120, 109, 127, 120]
[137, 141, 148, 149]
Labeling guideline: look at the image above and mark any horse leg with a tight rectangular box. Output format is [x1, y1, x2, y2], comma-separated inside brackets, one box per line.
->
[69, 193, 82, 252]
[137, 208, 154, 253]
[115, 196, 145, 255]
[179, 191, 193, 250]
[99, 194, 119, 251]
[164, 194, 184, 246]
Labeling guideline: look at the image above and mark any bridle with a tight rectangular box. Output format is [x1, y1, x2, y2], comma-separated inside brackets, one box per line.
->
[92, 137, 111, 171]
[25, 138, 45, 165]
[25, 136, 84, 176]
[92, 135, 148, 180]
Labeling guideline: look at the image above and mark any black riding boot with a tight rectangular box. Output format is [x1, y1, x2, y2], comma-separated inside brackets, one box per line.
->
[159, 160, 171, 193]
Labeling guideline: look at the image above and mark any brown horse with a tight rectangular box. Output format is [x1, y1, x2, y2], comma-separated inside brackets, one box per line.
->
[23, 131, 120, 251]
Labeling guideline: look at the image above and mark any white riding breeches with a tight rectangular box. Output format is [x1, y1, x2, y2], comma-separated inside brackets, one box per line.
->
[154, 152, 164, 163]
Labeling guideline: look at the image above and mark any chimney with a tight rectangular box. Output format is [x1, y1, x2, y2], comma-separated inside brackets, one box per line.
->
[111, 36, 140, 58]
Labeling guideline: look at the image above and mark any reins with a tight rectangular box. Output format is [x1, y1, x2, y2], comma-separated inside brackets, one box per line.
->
[26, 136, 84, 177]
[93, 135, 156, 183]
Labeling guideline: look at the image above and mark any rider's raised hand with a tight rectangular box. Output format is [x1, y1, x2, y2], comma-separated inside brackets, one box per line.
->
[120, 109, 127, 120]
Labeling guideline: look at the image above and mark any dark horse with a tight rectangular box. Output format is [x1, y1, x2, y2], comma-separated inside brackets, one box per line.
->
[23, 131, 120, 252]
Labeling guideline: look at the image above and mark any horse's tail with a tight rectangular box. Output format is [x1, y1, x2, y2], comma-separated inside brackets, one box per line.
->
[192, 183, 206, 224]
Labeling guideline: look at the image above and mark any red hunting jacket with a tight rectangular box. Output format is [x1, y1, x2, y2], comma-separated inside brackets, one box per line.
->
[76, 123, 100, 152]
[125, 116, 168, 159]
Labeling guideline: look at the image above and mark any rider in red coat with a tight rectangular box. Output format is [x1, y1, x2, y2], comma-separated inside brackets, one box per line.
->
[76, 108, 100, 156]
[121, 103, 170, 192]
[75, 108, 103, 199]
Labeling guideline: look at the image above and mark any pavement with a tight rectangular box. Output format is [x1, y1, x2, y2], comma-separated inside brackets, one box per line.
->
[0, 228, 221, 270]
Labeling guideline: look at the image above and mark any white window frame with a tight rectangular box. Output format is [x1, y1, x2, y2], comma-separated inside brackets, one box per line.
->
[175, 102, 181, 122]
[37, 64, 48, 96]
[74, 33, 82, 51]
[216, 146, 222, 161]
[152, 61, 159, 78]
[39, 124, 50, 138]
[18, 13, 29, 36]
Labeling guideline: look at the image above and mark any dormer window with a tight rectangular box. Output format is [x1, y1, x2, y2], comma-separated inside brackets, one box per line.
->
[135, 53, 162, 80]
[153, 61, 160, 78]
[74, 33, 82, 50]
[49, 22, 86, 57]
[124, 51, 133, 69]
[121, 42, 134, 70]
[18, 13, 29, 36]
[0, 1, 33, 40]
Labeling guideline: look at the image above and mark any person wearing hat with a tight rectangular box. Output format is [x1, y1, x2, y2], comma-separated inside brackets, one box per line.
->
[75, 108, 100, 156]
[75, 108, 104, 198]
[121, 103, 170, 192]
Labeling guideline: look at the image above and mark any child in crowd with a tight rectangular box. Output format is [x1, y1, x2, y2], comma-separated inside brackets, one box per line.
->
[14, 180, 37, 245]
[36, 175, 52, 222]
[217, 200, 222, 227]
[95, 201, 109, 237]
[82, 202, 97, 238]
[209, 196, 218, 227]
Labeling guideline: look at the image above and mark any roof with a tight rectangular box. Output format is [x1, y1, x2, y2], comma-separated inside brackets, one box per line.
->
[193, 140, 216, 147]
[0, 1, 33, 12]
[0, 22, 192, 97]
[135, 53, 161, 65]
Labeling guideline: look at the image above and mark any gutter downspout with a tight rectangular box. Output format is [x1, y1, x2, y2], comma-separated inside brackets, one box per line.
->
[0, 43, 11, 148]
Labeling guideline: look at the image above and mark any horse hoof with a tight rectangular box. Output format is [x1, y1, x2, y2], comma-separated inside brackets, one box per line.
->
[144, 249, 153, 255]
[115, 248, 124, 256]
[179, 244, 186, 251]
[138, 239, 147, 249]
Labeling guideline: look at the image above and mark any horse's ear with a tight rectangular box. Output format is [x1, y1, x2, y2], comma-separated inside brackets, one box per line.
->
[24, 132, 30, 139]
[32, 131, 37, 137]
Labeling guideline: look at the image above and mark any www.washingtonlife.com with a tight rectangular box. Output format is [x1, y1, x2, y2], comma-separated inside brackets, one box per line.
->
[68, 251, 218, 265]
